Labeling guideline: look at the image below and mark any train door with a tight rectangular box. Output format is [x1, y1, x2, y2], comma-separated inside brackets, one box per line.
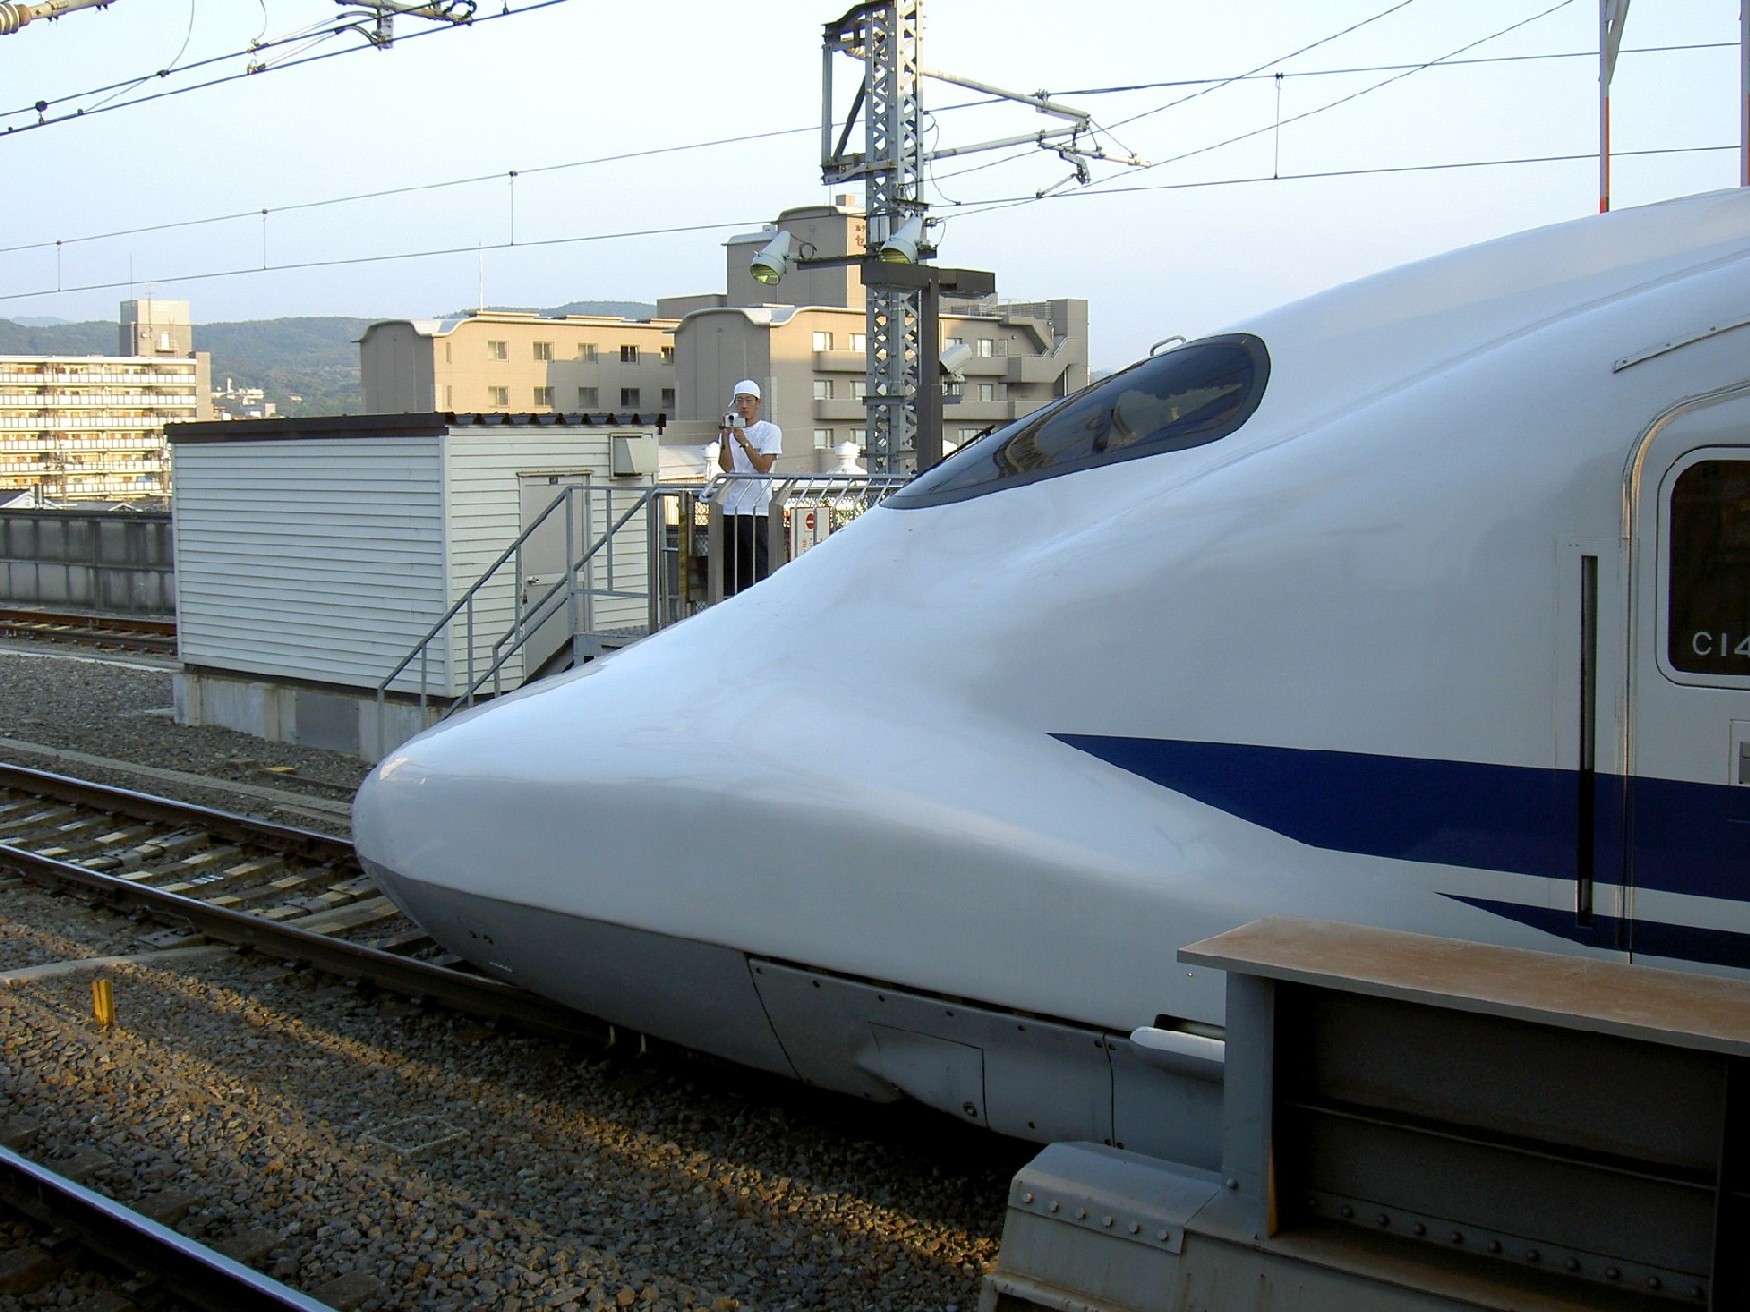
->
[1626, 387, 1750, 973]
[517, 472, 591, 678]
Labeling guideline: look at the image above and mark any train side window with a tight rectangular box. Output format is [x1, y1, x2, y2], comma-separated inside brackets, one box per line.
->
[890, 333, 1269, 508]
[1668, 459, 1750, 676]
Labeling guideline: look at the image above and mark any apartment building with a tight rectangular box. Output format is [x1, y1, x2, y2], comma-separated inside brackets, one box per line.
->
[673, 297, 1089, 468]
[358, 198, 1089, 473]
[671, 198, 1088, 470]
[0, 300, 211, 504]
[360, 312, 680, 417]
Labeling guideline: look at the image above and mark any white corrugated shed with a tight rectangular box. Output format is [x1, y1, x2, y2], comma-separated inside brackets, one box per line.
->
[173, 424, 448, 690]
[169, 413, 662, 757]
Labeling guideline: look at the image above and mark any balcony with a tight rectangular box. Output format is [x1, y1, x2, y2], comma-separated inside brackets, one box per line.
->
[1006, 353, 1065, 385]
[812, 398, 868, 422]
[943, 398, 1015, 423]
[813, 349, 868, 373]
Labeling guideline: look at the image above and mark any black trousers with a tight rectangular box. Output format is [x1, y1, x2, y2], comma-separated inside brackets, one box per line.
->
[725, 514, 770, 596]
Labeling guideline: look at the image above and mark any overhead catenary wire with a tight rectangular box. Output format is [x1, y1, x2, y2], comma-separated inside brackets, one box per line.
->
[2, 141, 1732, 308]
[0, 124, 815, 258]
[967, 0, 1586, 209]
[0, 4, 1730, 313]
[2, 30, 1714, 261]
[1052, 41, 1733, 98]
[938, 142, 1736, 220]
[0, 218, 767, 304]
[0, 0, 569, 135]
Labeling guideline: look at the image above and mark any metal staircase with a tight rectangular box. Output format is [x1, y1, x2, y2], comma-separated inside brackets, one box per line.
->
[371, 472, 905, 754]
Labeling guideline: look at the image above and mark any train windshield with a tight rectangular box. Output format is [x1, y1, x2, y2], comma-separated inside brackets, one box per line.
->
[890, 332, 1270, 508]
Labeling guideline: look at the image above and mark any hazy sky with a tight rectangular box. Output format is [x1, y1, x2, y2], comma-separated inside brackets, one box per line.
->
[1, 0, 1741, 369]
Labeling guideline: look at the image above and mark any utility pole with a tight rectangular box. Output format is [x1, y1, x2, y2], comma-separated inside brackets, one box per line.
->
[820, 1, 1141, 473]
[1597, 0, 1631, 212]
[822, 1, 925, 473]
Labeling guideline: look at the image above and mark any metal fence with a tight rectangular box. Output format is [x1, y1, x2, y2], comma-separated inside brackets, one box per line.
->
[373, 471, 907, 751]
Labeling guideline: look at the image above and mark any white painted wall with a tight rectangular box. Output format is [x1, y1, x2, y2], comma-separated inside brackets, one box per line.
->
[173, 433, 448, 693]
[172, 418, 658, 702]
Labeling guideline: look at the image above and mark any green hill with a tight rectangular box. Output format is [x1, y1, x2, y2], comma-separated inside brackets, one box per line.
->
[0, 315, 368, 417]
[199, 318, 373, 416]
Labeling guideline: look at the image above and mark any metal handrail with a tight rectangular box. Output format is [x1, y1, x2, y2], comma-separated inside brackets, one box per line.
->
[371, 470, 908, 757]
[374, 482, 577, 703]
[446, 484, 665, 710]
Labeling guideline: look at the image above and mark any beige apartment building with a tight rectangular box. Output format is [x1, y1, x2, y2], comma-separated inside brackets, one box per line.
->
[360, 312, 680, 417]
[0, 300, 211, 504]
[666, 198, 1089, 469]
[673, 298, 1088, 465]
[358, 198, 1089, 473]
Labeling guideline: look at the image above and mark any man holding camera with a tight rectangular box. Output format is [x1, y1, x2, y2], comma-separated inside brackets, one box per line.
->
[717, 379, 783, 596]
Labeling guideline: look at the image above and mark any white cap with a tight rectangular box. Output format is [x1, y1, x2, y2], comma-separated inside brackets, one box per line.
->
[732, 379, 761, 400]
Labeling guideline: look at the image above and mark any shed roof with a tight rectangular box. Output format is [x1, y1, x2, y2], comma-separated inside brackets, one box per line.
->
[169, 412, 669, 444]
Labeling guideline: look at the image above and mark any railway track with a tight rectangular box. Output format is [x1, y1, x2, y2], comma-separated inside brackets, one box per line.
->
[0, 609, 176, 654]
[0, 762, 1017, 1310]
[0, 1137, 330, 1311]
[0, 761, 606, 1043]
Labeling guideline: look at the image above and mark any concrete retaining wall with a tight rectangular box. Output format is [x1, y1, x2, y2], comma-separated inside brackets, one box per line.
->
[0, 509, 175, 616]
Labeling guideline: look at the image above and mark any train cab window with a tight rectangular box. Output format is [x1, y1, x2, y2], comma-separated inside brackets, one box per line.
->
[890, 333, 1269, 508]
[1669, 459, 1750, 676]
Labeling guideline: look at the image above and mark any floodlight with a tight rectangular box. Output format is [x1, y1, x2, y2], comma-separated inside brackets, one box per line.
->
[939, 340, 974, 378]
[878, 215, 926, 265]
[750, 231, 793, 285]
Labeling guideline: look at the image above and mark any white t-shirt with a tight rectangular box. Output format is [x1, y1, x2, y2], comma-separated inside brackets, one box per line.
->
[721, 418, 783, 515]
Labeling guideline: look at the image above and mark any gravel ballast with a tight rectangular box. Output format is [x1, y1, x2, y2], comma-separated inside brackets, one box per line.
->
[0, 642, 1029, 1311]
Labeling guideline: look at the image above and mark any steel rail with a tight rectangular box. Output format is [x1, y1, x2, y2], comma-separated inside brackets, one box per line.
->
[0, 765, 610, 1044]
[0, 608, 176, 652]
[0, 761, 356, 861]
[0, 1143, 336, 1312]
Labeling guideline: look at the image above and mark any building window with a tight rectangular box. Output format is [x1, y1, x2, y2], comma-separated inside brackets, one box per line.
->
[976, 339, 994, 358]
[660, 388, 676, 409]
[812, 331, 833, 351]
[621, 387, 641, 408]
[578, 386, 599, 408]
[441, 384, 452, 409]
[534, 386, 555, 407]
[578, 343, 598, 362]
[533, 341, 553, 361]
[851, 380, 868, 400]
[813, 380, 833, 401]
[487, 340, 508, 361]
[946, 336, 964, 350]
[813, 428, 833, 450]
[488, 386, 510, 407]
[444, 342, 453, 363]
[621, 345, 640, 364]
[943, 380, 963, 401]
[660, 346, 675, 365]
[979, 382, 997, 402]
[849, 333, 867, 351]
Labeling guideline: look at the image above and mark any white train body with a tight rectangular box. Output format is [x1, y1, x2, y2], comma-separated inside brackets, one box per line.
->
[354, 189, 1750, 1163]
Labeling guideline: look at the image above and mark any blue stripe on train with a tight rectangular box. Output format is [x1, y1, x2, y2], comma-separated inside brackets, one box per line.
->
[1054, 734, 1747, 901]
[1449, 895, 1750, 971]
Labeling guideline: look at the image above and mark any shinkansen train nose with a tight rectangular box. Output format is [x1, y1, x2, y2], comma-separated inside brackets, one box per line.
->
[352, 614, 856, 920]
